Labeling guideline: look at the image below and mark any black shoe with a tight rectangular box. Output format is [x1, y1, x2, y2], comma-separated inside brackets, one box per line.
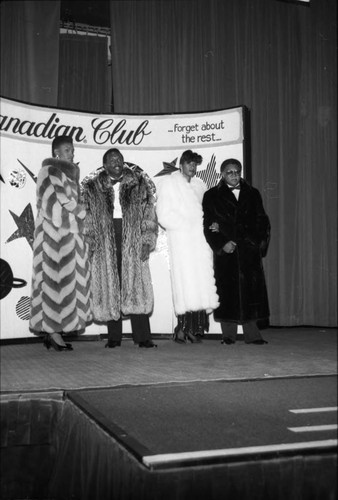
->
[139, 340, 157, 348]
[105, 341, 121, 348]
[173, 327, 186, 344]
[43, 335, 52, 350]
[43, 334, 73, 351]
[195, 333, 204, 340]
[185, 331, 202, 343]
[221, 338, 235, 345]
[251, 339, 268, 345]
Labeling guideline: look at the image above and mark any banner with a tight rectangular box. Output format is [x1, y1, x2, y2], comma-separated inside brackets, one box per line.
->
[0, 97, 247, 338]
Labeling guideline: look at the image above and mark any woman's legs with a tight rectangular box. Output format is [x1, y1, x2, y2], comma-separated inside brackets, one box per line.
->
[173, 310, 208, 343]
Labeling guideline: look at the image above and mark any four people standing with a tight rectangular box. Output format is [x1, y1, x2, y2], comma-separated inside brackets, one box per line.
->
[203, 158, 270, 345]
[156, 150, 219, 343]
[30, 139, 270, 348]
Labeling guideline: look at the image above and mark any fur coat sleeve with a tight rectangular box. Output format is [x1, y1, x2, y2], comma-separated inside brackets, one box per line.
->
[139, 171, 158, 252]
[38, 159, 85, 232]
[80, 176, 102, 257]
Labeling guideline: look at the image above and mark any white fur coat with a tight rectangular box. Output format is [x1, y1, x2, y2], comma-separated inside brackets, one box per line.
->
[156, 171, 219, 315]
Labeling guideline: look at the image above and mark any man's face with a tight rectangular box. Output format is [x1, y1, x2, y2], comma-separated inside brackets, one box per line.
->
[104, 151, 124, 179]
[222, 164, 241, 187]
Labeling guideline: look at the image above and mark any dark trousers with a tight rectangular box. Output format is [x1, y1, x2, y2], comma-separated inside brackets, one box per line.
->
[221, 321, 263, 343]
[107, 315, 151, 343]
[108, 218, 151, 344]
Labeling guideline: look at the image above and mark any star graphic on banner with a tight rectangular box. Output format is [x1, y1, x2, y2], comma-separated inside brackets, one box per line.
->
[154, 158, 179, 177]
[6, 204, 35, 250]
[196, 154, 221, 189]
[17, 159, 38, 183]
[0, 173, 4, 183]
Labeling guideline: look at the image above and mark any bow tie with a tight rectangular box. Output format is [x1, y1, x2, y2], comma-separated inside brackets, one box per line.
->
[110, 176, 123, 184]
[229, 185, 240, 191]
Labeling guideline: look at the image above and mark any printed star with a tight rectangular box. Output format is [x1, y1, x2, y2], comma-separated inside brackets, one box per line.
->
[6, 204, 35, 250]
[196, 154, 220, 188]
[17, 159, 37, 183]
[154, 158, 179, 177]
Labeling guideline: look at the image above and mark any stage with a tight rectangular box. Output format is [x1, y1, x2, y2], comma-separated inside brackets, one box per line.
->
[1, 328, 337, 499]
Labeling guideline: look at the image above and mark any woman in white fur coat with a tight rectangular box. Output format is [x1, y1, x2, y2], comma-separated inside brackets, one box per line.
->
[156, 150, 219, 343]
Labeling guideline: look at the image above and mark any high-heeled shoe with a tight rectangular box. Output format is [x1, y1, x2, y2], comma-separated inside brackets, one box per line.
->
[43, 335, 52, 350]
[173, 326, 186, 344]
[185, 331, 202, 343]
[43, 334, 73, 351]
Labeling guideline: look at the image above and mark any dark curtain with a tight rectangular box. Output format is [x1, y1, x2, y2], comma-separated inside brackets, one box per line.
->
[110, 0, 337, 327]
[57, 33, 111, 113]
[0, 0, 60, 106]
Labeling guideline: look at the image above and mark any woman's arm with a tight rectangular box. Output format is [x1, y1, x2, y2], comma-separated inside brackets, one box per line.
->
[39, 166, 84, 229]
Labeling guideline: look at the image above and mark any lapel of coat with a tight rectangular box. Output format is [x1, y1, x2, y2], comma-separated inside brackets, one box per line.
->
[218, 180, 238, 207]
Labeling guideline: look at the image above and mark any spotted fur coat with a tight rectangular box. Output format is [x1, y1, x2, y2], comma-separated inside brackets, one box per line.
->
[81, 166, 158, 321]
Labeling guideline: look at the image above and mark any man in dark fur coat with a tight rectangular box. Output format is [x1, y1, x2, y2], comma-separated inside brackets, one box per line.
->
[81, 148, 158, 348]
[202, 158, 270, 345]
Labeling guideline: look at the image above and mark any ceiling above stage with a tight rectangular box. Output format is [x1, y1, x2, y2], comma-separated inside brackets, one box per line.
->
[60, 1, 110, 28]
[60, 0, 183, 28]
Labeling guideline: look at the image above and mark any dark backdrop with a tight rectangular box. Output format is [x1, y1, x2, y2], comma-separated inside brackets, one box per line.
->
[1, 0, 336, 326]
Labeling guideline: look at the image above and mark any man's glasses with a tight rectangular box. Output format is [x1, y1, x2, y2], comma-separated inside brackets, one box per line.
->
[225, 170, 241, 176]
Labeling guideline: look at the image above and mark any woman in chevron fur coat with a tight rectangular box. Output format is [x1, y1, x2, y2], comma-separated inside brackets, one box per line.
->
[29, 136, 92, 351]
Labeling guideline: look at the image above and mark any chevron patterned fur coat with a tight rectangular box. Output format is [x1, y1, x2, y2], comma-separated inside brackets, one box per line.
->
[156, 171, 219, 315]
[81, 165, 158, 321]
[29, 158, 92, 335]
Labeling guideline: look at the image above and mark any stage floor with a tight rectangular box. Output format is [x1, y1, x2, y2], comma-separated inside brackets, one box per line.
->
[0, 328, 337, 393]
[1, 327, 337, 500]
[68, 375, 337, 470]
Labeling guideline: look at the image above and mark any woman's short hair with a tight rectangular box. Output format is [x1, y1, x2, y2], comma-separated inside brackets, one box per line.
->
[52, 135, 73, 157]
[179, 150, 203, 166]
[220, 158, 242, 173]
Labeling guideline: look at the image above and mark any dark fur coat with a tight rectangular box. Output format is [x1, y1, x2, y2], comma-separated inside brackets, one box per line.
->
[82, 166, 158, 321]
[202, 178, 270, 323]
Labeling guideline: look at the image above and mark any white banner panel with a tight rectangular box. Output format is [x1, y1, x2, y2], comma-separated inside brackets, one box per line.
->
[0, 97, 247, 339]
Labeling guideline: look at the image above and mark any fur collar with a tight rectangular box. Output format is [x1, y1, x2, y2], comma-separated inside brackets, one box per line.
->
[96, 166, 140, 192]
[42, 157, 80, 183]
